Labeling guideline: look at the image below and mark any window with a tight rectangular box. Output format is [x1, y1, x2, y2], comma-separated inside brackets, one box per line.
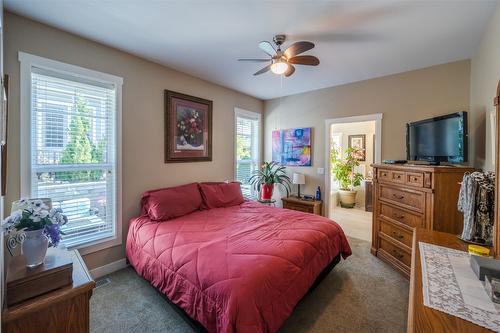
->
[235, 109, 260, 198]
[20, 52, 122, 252]
[43, 105, 65, 148]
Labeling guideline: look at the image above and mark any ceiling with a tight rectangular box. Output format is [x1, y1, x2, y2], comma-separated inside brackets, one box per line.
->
[5, 0, 497, 100]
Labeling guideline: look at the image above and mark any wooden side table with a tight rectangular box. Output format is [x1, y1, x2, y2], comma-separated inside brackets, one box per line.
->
[2, 250, 96, 333]
[281, 196, 323, 216]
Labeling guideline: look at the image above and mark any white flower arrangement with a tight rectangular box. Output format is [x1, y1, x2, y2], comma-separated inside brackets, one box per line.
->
[3, 198, 68, 248]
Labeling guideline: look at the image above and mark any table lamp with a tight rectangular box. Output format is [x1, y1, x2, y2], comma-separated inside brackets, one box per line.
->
[293, 173, 306, 198]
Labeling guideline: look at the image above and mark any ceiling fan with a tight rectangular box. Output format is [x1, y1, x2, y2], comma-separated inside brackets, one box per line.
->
[238, 34, 320, 77]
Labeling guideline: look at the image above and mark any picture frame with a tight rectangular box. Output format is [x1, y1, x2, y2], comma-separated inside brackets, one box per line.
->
[1, 75, 9, 196]
[164, 90, 212, 163]
[272, 127, 312, 166]
[348, 134, 366, 161]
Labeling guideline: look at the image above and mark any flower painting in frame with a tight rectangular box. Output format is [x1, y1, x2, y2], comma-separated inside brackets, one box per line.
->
[165, 90, 212, 162]
[348, 134, 366, 161]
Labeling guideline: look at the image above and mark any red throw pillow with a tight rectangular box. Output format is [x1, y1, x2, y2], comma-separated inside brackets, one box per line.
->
[199, 182, 244, 209]
[141, 183, 202, 221]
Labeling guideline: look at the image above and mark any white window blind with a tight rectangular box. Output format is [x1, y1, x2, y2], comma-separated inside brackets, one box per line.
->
[235, 111, 260, 198]
[30, 69, 117, 248]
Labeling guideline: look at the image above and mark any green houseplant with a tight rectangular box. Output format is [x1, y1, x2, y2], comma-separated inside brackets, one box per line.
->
[249, 161, 292, 200]
[331, 147, 364, 208]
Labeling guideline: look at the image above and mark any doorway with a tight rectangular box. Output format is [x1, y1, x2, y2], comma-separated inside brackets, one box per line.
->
[324, 114, 382, 241]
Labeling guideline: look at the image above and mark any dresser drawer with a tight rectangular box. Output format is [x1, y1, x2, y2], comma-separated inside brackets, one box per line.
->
[379, 185, 424, 212]
[379, 219, 413, 247]
[405, 172, 424, 188]
[283, 203, 313, 214]
[378, 169, 405, 185]
[379, 237, 411, 267]
[379, 202, 424, 228]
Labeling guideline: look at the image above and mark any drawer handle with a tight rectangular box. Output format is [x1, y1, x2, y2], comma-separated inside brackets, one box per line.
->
[395, 175, 401, 179]
[392, 249, 404, 259]
[413, 177, 419, 181]
[392, 194, 405, 200]
[392, 231, 405, 239]
[393, 212, 405, 220]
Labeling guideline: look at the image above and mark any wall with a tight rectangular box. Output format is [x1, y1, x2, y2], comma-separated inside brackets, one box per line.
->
[264, 60, 471, 197]
[4, 12, 263, 269]
[470, 2, 500, 171]
[331, 121, 376, 207]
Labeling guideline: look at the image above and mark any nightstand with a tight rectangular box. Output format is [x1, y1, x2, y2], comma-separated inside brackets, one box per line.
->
[281, 196, 323, 216]
[2, 249, 96, 333]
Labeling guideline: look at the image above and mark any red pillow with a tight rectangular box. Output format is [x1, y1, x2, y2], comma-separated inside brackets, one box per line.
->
[199, 182, 244, 209]
[141, 183, 202, 221]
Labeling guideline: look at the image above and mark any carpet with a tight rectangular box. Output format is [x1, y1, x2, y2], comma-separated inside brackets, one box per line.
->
[90, 237, 409, 333]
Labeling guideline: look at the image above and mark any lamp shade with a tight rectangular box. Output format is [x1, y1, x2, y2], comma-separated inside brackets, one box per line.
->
[292, 173, 305, 185]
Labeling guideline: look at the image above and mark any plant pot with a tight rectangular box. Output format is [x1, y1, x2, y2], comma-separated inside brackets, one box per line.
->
[261, 183, 274, 200]
[338, 189, 357, 208]
[22, 229, 49, 268]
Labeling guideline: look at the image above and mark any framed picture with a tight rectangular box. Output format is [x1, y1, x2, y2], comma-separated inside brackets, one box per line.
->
[164, 90, 212, 163]
[272, 127, 312, 166]
[1, 75, 8, 196]
[348, 134, 366, 161]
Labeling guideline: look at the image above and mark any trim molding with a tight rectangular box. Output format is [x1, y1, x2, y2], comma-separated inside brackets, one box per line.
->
[89, 258, 128, 279]
[324, 113, 383, 217]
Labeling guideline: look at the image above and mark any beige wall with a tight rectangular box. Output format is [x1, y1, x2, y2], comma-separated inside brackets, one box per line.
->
[4, 12, 263, 269]
[264, 60, 472, 197]
[470, 3, 500, 171]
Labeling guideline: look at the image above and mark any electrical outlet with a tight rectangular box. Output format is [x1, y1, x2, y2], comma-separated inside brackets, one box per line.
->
[317, 168, 324, 175]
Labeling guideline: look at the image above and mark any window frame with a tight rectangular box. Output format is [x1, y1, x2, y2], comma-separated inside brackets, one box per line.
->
[19, 52, 123, 255]
[234, 108, 261, 198]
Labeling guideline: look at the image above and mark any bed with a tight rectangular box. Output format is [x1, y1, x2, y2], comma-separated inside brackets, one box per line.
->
[126, 182, 351, 333]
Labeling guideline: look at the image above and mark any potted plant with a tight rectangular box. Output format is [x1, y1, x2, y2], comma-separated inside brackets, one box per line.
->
[249, 161, 292, 200]
[3, 199, 68, 267]
[331, 147, 364, 208]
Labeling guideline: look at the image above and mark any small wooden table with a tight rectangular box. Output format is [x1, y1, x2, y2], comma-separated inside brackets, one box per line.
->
[2, 250, 96, 333]
[408, 228, 493, 333]
[281, 196, 323, 216]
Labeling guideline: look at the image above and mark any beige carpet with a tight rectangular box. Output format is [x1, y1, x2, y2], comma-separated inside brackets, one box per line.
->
[330, 207, 372, 242]
[90, 237, 409, 333]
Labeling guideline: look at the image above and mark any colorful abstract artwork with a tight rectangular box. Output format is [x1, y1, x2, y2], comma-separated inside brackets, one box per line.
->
[272, 128, 312, 166]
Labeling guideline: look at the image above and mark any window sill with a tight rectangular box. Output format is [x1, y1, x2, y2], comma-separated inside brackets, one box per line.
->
[70, 234, 122, 256]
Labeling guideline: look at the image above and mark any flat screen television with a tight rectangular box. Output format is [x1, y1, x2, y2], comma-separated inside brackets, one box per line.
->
[406, 112, 468, 165]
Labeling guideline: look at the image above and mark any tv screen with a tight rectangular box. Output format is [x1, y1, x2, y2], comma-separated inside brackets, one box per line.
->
[406, 112, 467, 164]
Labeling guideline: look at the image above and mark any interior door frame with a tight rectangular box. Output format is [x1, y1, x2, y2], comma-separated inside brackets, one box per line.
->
[324, 113, 383, 217]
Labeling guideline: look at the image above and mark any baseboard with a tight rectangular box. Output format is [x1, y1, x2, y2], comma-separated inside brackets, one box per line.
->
[90, 258, 128, 279]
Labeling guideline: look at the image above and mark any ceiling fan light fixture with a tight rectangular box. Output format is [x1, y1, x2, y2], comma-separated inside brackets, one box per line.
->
[270, 60, 289, 75]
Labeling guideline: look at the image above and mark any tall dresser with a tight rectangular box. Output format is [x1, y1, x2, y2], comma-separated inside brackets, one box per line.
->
[371, 163, 476, 278]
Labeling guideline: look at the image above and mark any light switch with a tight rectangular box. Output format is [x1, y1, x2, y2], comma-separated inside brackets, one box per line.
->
[317, 168, 324, 175]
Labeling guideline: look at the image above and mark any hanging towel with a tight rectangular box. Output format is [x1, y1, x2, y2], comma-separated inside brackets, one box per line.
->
[458, 173, 478, 241]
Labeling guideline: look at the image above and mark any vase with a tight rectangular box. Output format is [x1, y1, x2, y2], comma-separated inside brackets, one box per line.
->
[22, 229, 49, 268]
[261, 183, 274, 200]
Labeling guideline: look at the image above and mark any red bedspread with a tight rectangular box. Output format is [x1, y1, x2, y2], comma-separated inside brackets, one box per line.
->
[126, 201, 351, 333]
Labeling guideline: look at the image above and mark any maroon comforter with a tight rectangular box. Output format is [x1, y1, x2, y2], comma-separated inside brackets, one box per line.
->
[126, 201, 351, 333]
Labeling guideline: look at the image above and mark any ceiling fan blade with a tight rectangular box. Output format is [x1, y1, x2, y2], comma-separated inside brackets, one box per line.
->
[284, 64, 295, 77]
[284, 41, 315, 58]
[258, 41, 276, 57]
[288, 55, 320, 66]
[238, 58, 270, 62]
[253, 64, 272, 76]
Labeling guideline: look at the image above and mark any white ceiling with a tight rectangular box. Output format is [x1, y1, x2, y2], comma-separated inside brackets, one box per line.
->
[5, 0, 497, 100]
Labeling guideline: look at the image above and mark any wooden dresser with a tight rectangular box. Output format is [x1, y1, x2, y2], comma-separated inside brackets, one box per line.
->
[282, 196, 323, 216]
[371, 163, 475, 278]
[408, 228, 492, 332]
[2, 250, 96, 333]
